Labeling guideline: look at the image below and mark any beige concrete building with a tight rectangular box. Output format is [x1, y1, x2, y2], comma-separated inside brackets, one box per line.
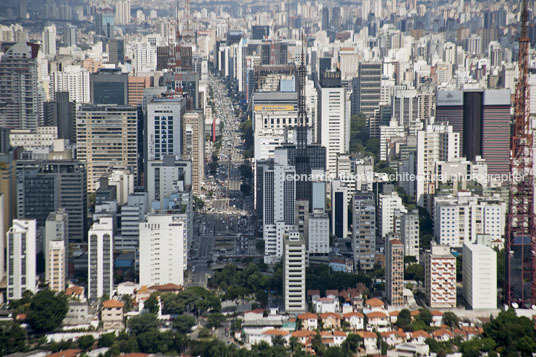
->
[101, 299, 124, 330]
[385, 235, 404, 306]
[182, 111, 205, 195]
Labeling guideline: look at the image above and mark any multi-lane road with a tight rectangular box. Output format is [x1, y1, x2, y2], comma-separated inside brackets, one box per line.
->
[188, 72, 256, 287]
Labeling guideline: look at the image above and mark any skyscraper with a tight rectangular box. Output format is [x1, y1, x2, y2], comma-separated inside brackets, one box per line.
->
[146, 96, 186, 162]
[7, 219, 37, 300]
[115, 0, 131, 25]
[0, 42, 41, 130]
[63, 24, 77, 47]
[96, 7, 115, 39]
[77, 105, 138, 192]
[139, 214, 186, 287]
[44, 92, 76, 143]
[355, 62, 382, 117]
[352, 192, 376, 271]
[90, 68, 128, 105]
[385, 236, 404, 306]
[182, 111, 205, 195]
[283, 231, 306, 313]
[109, 39, 125, 65]
[42, 24, 56, 57]
[88, 216, 113, 301]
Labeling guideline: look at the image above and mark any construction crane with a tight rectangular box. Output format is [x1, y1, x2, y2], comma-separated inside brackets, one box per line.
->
[505, 0, 534, 307]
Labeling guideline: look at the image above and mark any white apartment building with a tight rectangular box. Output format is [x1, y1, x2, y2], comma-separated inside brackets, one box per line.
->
[133, 41, 157, 73]
[115, 0, 131, 24]
[379, 119, 405, 161]
[339, 48, 358, 79]
[7, 219, 37, 300]
[462, 243, 497, 310]
[425, 244, 456, 308]
[434, 156, 488, 187]
[88, 216, 114, 301]
[147, 96, 186, 161]
[42, 24, 56, 57]
[48, 240, 66, 292]
[416, 123, 459, 209]
[378, 190, 407, 238]
[139, 214, 186, 287]
[400, 209, 419, 261]
[434, 192, 505, 247]
[51, 65, 91, 103]
[107, 169, 135, 205]
[308, 211, 329, 256]
[283, 231, 307, 313]
[318, 83, 350, 175]
[10, 126, 58, 150]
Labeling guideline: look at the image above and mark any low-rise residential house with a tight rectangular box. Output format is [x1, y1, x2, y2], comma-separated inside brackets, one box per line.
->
[249, 329, 289, 346]
[101, 299, 124, 330]
[432, 328, 454, 342]
[291, 330, 315, 347]
[462, 326, 482, 340]
[65, 286, 85, 302]
[389, 310, 399, 324]
[357, 330, 379, 354]
[343, 311, 364, 330]
[431, 310, 443, 326]
[386, 343, 430, 356]
[366, 310, 390, 332]
[381, 329, 407, 346]
[319, 312, 342, 330]
[409, 330, 431, 344]
[332, 330, 347, 346]
[341, 303, 353, 314]
[313, 296, 339, 313]
[63, 301, 91, 327]
[365, 297, 385, 311]
[48, 349, 82, 357]
[320, 331, 347, 347]
[244, 309, 265, 322]
[297, 312, 318, 330]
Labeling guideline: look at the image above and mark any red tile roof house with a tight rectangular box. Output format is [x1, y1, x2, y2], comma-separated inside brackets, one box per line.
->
[365, 297, 385, 310]
[343, 311, 364, 330]
[409, 330, 431, 344]
[319, 312, 342, 330]
[320, 330, 347, 347]
[291, 329, 315, 347]
[297, 312, 318, 330]
[357, 330, 379, 354]
[381, 329, 407, 346]
[430, 310, 443, 327]
[366, 310, 390, 332]
[432, 328, 455, 342]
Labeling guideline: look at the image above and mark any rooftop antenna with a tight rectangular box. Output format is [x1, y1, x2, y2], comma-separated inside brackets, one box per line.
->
[296, 30, 307, 149]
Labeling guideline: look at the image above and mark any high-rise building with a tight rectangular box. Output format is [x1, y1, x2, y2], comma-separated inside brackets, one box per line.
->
[355, 62, 382, 117]
[146, 96, 186, 162]
[88, 216, 114, 301]
[462, 243, 497, 310]
[146, 157, 192, 206]
[115, 0, 131, 25]
[96, 7, 115, 39]
[321, 7, 329, 30]
[400, 210, 419, 261]
[45, 209, 68, 290]
[16, 160, 87, 243]
[392, 88, 421, 134]
[77, 105, 138, 192]
[127, 76, 150, 106]
[133, 41, 157, 73]
[0, 42, 41, 130]
[90, 68, 128, 105]
[378, 190, 407, 238]
[283, 231, 306, 313]
[425, 244, 456, 308]
[63, 24, 77, 47]
[44, 92, 76, 143]
[317, 70, 350, 175]
[331, 180, 349, 238]
[109, 39, 125, 65]
[352, 192, 376, 271]
[7, 219, 37, 300]
[42, 24, 56, 56]
[51, 65, 91, 104]
[182, 111, 205, 195]
[116, 192, 148, 252]
[139, 214, 186, 287]
[307, 210, 329, 257]
[385, 236, 404, 306]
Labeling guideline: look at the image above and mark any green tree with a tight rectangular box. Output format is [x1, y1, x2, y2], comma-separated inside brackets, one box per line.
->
[26, 289, 68, 333]
[128, 313, 159, 335]
[272, 335, 286, 347]
[405, 264, 424, 282]
[173, 314, 197, 334]
[342, 333, 362, 353]
[144, 294, 159, 314]
[98, 332, 116, 348]
[483, 309, 536, 355]
[311, 331, 325, 355]
[206, 312, 226, 328]
[395, 309, 412, 330]
[0, 322, 27, 355]
[442, 311, 459, 328]
[416, 308, 433, 326]
[77, 335, 95, 351]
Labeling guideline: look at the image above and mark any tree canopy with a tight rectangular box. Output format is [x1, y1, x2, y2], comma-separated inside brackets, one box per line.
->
[26, 289, 68, 334]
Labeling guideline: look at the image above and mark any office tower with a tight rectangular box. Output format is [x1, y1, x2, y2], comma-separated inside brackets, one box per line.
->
[42, 24, 56, 57]
[331, 180, 349, 239]
[16, 160, 86, 243]
[90, 68, 128, 105]
[466, 34, 482, 55]
[77, 105, 138, 192]
[251, 25, 269, 40]
[161, 71, 199, 108]
[146, 156, 192, 205]
[385, 236, 404, 306]
[379, 119, 405, 161]
[462, 243, 497, 309]
[283, 231, 306, 313]
[44, 92, 76, 143]
[352, 192, 376, 271]
[0, 42, 41, 130]
[308, 210, 329, 257]
[109, 39, 125, 65]
[116, 192, 148, 252]
[51, 65, 91, 104]
[480, 90, 510, 176]
[7, 219, 37, 300]
[88, 216, 113, 301]
[317, 69, 350, 175]
[416, 124, 459, 209]
[400, 210, 419, 262]
[115, 0, 131, 25]
[133, 41, 157, 73]
[392, 89, 421, 134]
[139, 214, 186, 287]
[63, 24, 77, 47]
[355, 62, 382, 117]
[127, 76, 150, 106]
[182, 111, 205, 195]
[425, 244, 456, 308]
[434, 193, 504, 247]
[146, 96, 186, 161]
[435, 90, 463, 149]
[378, 190, 406, 238]
[0, 136, 17, 243]
[96, 7, 115, 39]
[321, 7, 329, 30]
[45, 209, 68, 290]
[339, 48, 358, 80]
